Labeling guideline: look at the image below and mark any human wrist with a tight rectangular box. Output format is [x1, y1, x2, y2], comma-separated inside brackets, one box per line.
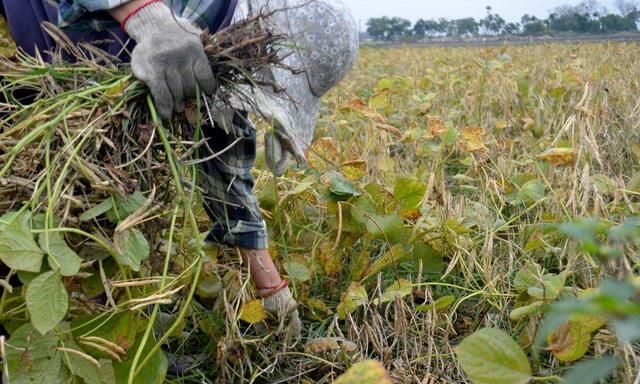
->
[109, 0, 153, 23]
[259, 280, 288, 298]
[122, 0, 172, 41]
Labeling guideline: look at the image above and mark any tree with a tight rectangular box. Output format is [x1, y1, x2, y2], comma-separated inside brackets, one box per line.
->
[449, 18, 479, 36]
[366, 0, 640, 41]
[548, 5, 601, 33]
[503, 22, 521, 35]
[388, 17, 412, 40]
[366, 17, 412, 41]
[576, 0, 608, 15]
[600, 13, 637, 32]
[366, 17, 390, 40]
[480, 6, 507, 34]
[436, 18, 450, 35]
[616, 0, 639, 15]
[615, 0, 640, 25]
[521, 15, 547, 35]
[413, 19, 428, 39]
[414, 19, 444, 38]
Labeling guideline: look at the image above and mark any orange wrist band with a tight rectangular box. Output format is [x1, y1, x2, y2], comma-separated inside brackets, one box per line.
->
[121, 0, 163, 30]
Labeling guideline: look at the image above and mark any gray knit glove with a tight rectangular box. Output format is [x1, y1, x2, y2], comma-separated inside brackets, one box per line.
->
[124, 2, 217, 119]
[261, 285, 302, 346]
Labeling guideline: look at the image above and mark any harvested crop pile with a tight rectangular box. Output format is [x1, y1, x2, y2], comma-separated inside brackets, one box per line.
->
[0, 14, 288, 382]
[0, 16, 15, 58]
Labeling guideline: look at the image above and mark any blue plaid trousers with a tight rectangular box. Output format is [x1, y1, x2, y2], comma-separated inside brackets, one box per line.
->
[199, 111, 268, 250]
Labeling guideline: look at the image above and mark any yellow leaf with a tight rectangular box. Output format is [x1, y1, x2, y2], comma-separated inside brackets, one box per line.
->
[341, 160, 367, 181]
[538, 148, 576, 166]
[364, 244, 407, 280]
[496, 119, 508, 130]
[306, 137, 339, 171]
[428, 116, 446, 137]
[459, 126, 488, 152]
[369, 89, 391, 112]
[376, 157, 395, 172]
[317, 242, 342, 275]
[379, 279, 413, 304]
[547, 315, 605, 362]
[239, 300, 266, 324]
[104, 79, 129, 99]
[334, 360, 392, 384]
[336, 283, 368, 319]
[305, 298, 333, 320]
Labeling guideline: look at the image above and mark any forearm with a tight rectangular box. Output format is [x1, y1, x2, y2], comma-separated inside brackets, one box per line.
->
[108, 0, 152, 23]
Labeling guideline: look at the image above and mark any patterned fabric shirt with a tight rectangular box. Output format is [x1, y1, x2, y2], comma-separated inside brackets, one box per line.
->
[51, 0, 228, 31]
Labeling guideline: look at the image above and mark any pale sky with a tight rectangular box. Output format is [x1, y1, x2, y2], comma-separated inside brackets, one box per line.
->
[346, 0, 622, 28]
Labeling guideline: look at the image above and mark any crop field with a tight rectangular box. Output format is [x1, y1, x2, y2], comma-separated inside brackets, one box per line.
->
[250, 42, 640, 383]
[2, 37, 640, 383]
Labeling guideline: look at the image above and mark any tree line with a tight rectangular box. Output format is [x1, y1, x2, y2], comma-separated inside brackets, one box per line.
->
[366, 0, 640, 41]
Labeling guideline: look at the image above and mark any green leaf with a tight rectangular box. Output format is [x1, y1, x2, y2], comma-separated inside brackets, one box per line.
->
[337, 282, 369, 319]
[440, 124, 458, 145]
[350, 195, 378, 227]
[393, 178, 426, 217]
[328, 172, 362, 198]
[79, 199, 114, 222]
[609, 217, 640, 242]
[514, 263, 569, 301]
[26, 271, 68, 335]
[517, 79, 530, 99]
[591, 174, 616, 195]
[18, 270, 39, 285]
[71, 312, 140, 360]
[517, 179, 546, 205]
[412, 243, 445, 274]
[557, 219, 604, 254]
[113, 335, 167, 384]
[365, 214, 404, 244]
[509, 301, 545, 321]
[456, 328, 532, 384]
[0, 211, 44, 273]
[514, 262, 543, 292]
[417, 295, 456, 313]
[379, 279, 413, 303]
[38, 231, 82, 276]
[562, 356, 620, 384]
[549, 86, 567, 99]
[5, 323, 62, 384]
[113, 229, 150, 272]
[611, 318, 640, 343]
[527, 271, 569, 301]
[285, 262, 312, 282]
[433, 295, 456, 311]
[196, 274, 223, 299]
[99, 360, 117, 384]
[107, 191, 146, 223]
[61, 339, 104, 384]
[364, 244, 408, 280]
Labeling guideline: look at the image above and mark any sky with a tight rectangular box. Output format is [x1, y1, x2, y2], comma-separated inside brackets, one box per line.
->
[346, 0, 622, 28]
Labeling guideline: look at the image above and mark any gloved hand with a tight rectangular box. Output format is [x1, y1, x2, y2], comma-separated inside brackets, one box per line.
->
[124, 2, 217, 119]
[261, 284, 302, 346]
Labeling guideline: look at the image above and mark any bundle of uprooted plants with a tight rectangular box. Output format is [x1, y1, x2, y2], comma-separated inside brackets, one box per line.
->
[0, 12, 298, 383]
